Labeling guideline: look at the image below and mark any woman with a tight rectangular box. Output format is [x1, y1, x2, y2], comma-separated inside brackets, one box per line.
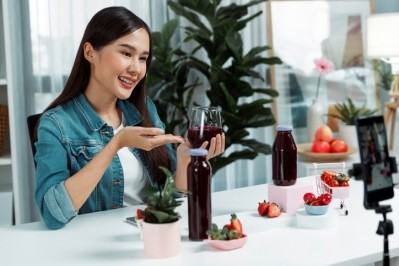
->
[34, 6, 225, 230]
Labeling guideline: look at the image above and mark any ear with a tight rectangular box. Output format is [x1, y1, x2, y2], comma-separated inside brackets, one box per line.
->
[83, 42, 95, 62]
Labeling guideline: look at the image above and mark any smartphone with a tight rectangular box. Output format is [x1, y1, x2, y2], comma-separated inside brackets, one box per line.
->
[125, 216, 137, 226]
[356, 115, 394, 209]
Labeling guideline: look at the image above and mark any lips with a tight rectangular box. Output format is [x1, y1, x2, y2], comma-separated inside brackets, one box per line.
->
[118, 76, 135, 88]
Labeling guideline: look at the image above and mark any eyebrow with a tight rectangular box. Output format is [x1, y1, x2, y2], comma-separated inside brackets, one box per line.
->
[118, 43, 149, 55]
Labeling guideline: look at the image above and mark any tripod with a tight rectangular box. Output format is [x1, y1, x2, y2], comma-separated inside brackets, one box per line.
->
[375, 205, 394, 266]
[375, 205, 393, 266]
[349, 159, 396, 266]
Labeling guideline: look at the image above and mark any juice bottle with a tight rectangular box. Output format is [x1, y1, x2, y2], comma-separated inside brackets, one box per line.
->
[187, 148, 212, 240]
[272, 125, 297, 186]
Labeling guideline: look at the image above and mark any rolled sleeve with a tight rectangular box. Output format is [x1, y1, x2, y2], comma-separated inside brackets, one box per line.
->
[44, 181, 77, 224]
[35, 114, 77, 229]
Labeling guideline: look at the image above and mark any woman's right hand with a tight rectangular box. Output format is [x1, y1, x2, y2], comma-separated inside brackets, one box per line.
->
[115, 126, 185, 151]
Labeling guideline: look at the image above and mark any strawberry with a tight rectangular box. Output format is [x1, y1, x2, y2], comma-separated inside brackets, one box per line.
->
[136, 208, 145, 220]
[257, 200, 270, 216]
[267, 203, 282, 218]
[230, 213, 243, 237]
[223, 223, 232, 230]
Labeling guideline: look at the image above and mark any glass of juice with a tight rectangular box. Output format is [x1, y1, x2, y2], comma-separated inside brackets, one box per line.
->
[188, 106, 222, 148]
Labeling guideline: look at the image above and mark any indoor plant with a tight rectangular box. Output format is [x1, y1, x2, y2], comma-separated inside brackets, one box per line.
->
[328, 98, 380, 147]
[328, 98, 379, 126]
[147, 0, 282, 174]
[140, 167, 185, 258]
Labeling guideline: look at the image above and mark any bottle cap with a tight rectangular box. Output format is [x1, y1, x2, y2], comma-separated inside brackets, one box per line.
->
[276, 125, 293, 131]
[189, 148, 208, 156]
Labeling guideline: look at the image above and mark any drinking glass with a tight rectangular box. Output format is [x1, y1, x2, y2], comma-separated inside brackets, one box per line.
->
[188, 106, 222, 148]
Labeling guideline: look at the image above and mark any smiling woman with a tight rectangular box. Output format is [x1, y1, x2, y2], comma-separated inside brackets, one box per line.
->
[31, 6, 226, 230]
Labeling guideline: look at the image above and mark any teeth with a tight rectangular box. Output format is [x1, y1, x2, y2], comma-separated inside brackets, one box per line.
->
[118, 76, 133, 84]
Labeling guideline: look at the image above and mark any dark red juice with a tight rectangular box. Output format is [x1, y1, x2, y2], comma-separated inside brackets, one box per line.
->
[187, 149, 212, 240]
[187, 126, 223, 148]
[272, 126, 297, 186]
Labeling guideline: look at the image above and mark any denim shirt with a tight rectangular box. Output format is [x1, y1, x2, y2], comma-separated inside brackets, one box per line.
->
[34, 93, 176, 229]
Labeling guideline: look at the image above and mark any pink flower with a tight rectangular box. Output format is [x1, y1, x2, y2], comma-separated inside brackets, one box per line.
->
[314, 58, 335, 74]
[313, 58, 335, 100]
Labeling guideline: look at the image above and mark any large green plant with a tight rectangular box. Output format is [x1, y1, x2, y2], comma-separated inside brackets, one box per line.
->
[148, 0, 282, 174]
[147, 19, 197, 136]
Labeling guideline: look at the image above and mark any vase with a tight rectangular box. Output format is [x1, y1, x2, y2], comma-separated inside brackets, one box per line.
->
[142, 219, 181, 258]
[339, 124, 358, 149]
[307, 99, 324, 142]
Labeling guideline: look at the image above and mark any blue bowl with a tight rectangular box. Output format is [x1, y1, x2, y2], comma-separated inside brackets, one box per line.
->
[304, 204, 329, 215]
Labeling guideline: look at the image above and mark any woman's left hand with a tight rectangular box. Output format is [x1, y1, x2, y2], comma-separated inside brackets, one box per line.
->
[201, 133, 225, 160]
[177, 133, 225, 161]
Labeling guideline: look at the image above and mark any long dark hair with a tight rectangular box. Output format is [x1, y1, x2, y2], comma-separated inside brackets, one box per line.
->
[41, 6, 171, 183]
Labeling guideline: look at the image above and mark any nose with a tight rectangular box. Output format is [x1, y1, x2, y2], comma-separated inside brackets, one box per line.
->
[127, 58, 141, 75]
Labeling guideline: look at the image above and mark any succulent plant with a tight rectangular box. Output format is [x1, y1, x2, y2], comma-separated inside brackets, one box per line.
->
[328, 98, 380, 125]
[140, 167, 184, 224]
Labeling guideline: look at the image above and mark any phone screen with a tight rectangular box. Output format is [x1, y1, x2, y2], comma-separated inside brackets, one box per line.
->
[356, 115, 394, 208]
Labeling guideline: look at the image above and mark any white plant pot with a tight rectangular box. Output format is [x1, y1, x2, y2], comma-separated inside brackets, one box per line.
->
[142, 219, 181, 258]
[339, 124, 358, 149]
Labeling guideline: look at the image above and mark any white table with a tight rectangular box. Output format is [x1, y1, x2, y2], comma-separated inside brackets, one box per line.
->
[1, 176, 399, 266]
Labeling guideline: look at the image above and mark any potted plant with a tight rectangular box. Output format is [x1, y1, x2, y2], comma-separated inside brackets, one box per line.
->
[139, 166, 185, 258]
[328, 98, 380, 147]
[147, 0, 282, 174]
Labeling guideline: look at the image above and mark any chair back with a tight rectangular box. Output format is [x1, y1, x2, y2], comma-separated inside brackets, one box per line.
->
[27, 114, 41, 161]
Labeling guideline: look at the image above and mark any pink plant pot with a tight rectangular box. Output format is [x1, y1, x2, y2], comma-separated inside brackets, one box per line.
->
[142, 219, 181, 258]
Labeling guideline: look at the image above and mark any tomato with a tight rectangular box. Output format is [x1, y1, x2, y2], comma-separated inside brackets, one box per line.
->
[319, 193, 332, 205]
[330, 139, 348, 153]
[323, 175, 333, 184]
[314, 125, 333, 142]
[340, 181, 349, 187]
[311, 140, 331, 153]
[311, 200, 321, 206]
[328, 179, 339, 187]
[303, 192, 316, 204]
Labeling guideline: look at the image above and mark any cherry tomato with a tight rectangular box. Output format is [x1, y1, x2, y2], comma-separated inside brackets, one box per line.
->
[328, 179, 339, 187]
[320, 193, 332, 205]
[340, 181, 349, 187]
[303, 192, 316, 204]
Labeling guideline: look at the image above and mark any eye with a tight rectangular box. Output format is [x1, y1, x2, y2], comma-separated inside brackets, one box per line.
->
[139, 56, 148, 62]
[121, 51, 131, 57]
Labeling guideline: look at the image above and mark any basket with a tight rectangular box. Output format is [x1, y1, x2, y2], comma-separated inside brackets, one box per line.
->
[313, 162, 350, 215]
[0, 105, 9, 155]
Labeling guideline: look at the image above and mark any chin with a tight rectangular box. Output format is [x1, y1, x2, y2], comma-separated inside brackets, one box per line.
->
[116, 89, 134, 100]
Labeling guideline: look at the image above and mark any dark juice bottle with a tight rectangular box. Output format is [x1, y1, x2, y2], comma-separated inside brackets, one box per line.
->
[272, 125, 297, 186]
[187, 126, 223, 148]
[187, 148, 212, 240]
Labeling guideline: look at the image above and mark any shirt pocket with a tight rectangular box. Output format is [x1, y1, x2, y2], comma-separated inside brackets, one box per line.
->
[70, 143, 103, 173]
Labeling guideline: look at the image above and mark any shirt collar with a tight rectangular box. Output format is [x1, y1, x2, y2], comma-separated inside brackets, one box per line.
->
[74, 93, 143, 131]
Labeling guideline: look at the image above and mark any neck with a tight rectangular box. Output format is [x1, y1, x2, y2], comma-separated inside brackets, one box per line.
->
[84, 90, 121, 128]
